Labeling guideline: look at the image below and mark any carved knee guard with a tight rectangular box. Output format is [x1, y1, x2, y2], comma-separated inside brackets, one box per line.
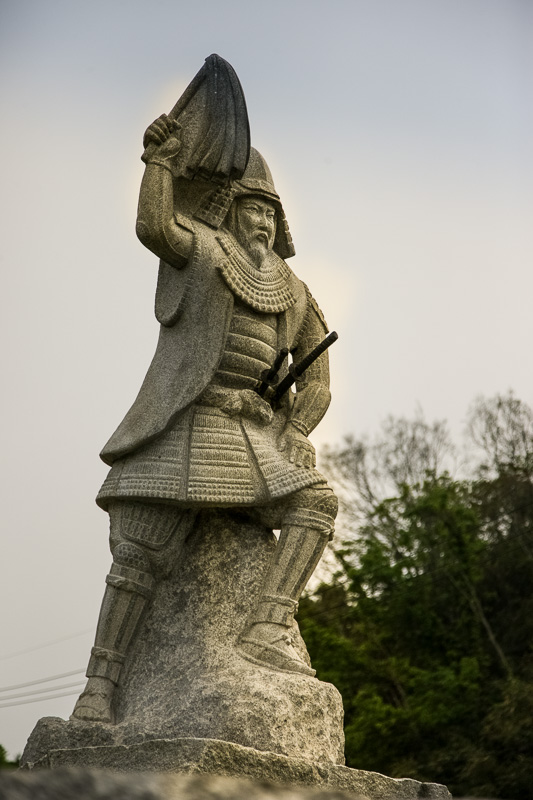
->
[110, 501, 195, 580]
[285, 485, 338, 539]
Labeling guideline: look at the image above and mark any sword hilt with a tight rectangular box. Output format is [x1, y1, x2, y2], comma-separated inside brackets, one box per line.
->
[272, 331, 338, 404]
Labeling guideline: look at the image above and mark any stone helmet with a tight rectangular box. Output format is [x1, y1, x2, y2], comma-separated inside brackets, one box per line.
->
[194, 147, 295, 259]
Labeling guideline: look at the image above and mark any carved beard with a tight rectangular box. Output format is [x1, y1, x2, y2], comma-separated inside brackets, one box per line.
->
[237, 234, 269, 268]
[224, 203, 275, 269]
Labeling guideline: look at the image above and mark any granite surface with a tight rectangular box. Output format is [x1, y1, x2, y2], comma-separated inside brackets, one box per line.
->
[1, 769, 369, 800]
[18, 737, 451, 799]
[23, 513, 344, 766]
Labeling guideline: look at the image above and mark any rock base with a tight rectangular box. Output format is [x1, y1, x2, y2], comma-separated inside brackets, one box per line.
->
[21, 511, 451, 799]
[20, 734, 450, 799]
[23, 511, 344, 764]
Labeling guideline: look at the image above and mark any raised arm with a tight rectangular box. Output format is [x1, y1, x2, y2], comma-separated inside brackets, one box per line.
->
[135, 114, 193, 268]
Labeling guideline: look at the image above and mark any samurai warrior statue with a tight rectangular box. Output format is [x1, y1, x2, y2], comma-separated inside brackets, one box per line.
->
[72, 55, 338, 723]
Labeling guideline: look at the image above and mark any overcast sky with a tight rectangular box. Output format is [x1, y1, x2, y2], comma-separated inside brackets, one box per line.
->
[1, 0, 532, 758]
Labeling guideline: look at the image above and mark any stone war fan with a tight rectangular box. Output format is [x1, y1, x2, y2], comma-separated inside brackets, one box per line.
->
[144, 53, 251, 185]
[21, 54, 451, 800]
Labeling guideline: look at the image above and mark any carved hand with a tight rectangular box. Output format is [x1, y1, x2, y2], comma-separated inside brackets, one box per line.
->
[199, 387, 273, 426]
[278, 425, 316, 469]
[141, 114, 182, 164]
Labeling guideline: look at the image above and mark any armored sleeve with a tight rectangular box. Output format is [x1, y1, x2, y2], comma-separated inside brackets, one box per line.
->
[136, 162, 193, 267]
[289, 289, 331, 436]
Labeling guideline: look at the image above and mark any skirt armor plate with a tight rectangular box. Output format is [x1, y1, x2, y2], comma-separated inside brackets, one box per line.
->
[97, 405, 324, 509]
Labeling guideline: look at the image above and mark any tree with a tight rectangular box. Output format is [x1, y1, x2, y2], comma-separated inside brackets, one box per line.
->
[466, 391, 533, 478]
[321, 410, 456, 529]
[299, 395, 533, 798]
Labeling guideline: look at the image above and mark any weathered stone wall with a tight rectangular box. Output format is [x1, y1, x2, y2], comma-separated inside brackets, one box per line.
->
[0, 768, 453, 800]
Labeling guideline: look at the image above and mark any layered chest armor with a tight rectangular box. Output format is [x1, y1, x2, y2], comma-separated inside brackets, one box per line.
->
[211, 300, 278, 392]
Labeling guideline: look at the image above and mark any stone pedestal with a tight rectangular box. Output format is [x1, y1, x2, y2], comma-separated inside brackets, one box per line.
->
[19, 736, 450, 799]
[21, 511, 451, 798]
[23, 511, 344, 765]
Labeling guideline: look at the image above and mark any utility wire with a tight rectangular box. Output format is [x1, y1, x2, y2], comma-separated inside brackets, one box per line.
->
[0, 629, 93, 662]
[0, 681, 85, 702]
[0, 668, 85, 694]
[0, 689, 82, 709]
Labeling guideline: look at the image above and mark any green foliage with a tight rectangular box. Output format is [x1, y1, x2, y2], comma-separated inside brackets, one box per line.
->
[462, 678, 533, 798]
[299, 394, 533, 799]
[0, 745, 20, 770]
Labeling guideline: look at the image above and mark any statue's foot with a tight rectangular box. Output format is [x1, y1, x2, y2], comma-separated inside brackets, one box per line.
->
[70, 677, 115, 723]
[237, 621, 316, 677]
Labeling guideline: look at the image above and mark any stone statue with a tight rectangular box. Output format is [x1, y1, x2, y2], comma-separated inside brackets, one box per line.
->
[21, 56, 453, 798]
[70, 54, 338, 726]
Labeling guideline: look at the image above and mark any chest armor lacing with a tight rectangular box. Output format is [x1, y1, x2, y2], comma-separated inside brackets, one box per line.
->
[211, 299, 278, 391]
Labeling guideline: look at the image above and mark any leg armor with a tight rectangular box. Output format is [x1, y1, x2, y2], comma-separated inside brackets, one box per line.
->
[71, 502, 193, 723]
[238, 485, 338, 676]
[85, 542, 154, 685]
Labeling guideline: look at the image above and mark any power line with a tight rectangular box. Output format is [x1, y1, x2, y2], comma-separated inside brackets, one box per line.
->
[0, 689, 82, 709]
[0, 629, 93, 662]
[0, 668, 85, 694]
[0, 681, 85, 702]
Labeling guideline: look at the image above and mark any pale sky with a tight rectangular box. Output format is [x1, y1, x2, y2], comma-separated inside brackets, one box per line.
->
[1, 0, 532, 758]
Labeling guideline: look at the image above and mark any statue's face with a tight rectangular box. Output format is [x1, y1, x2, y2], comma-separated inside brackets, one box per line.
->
[232, 196, 277, 267]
